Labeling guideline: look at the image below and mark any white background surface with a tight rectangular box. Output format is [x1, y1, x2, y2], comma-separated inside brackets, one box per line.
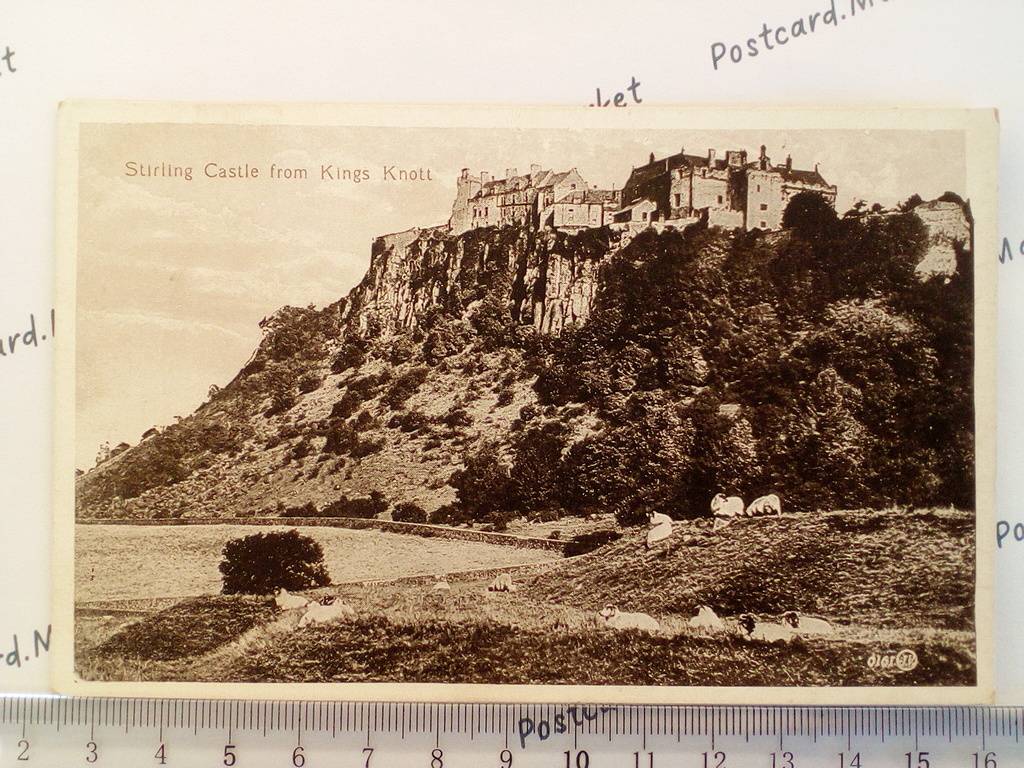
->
[1, 0, 1020, 698]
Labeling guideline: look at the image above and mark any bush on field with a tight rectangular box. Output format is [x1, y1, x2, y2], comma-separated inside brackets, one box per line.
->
[563, 529, 622, 557]
[392, 501, 427, 523]
[219, 530, 331, 594]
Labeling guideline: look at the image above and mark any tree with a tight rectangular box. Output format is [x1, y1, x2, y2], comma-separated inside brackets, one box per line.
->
[219, 530, 331, 594]
[782, 191, 838, 236]
[449, 444, 512, 519]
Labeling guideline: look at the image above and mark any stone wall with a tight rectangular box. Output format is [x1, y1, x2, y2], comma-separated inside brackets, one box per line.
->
[914, 200, 972, 277]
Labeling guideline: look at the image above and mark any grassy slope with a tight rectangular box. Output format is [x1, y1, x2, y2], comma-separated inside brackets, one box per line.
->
[78, 508, 976, 687]
[528, 509, 975, 631]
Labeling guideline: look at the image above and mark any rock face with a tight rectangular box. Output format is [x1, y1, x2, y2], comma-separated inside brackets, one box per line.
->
[346, 224, 616, 338]
[913, 200, 972, 277]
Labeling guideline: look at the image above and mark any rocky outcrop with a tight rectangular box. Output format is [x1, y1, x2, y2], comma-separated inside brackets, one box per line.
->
[913, 200, 972, 277]
[346, 224, 616, 338]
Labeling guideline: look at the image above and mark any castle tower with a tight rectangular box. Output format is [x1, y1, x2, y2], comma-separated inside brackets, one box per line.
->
[449, 168, 481, 235]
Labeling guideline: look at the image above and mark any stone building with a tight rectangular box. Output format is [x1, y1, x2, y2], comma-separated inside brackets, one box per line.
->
[618, 145, 837, 230]
[550, 188, 621, 230]
[449, 165, 587, 234]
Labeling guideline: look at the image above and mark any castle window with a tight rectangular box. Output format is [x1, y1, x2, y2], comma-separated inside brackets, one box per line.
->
[757, 184, 761, 192]
[760, 220, 767, 228]
[760, 203, 768, 211]
[717, 195, 724, 205]
[674, 193, 681, 207]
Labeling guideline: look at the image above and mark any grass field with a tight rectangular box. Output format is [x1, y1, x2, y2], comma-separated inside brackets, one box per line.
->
[75, 524, 556, 603]
[76, 509, 977, 687]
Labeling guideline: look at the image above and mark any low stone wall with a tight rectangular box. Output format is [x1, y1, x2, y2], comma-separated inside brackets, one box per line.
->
[78, 516, 567, 553]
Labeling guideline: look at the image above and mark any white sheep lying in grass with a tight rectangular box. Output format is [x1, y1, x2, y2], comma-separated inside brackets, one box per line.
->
[599, 604, 661, 633]
[745, 493, 782, 517]
[710, 493, 744, 530]
[737, 613, 793, 643]
[274, 588, 310, 610]
[297, 597, 355, 628]
[688, 605, 725, 632]
[780, 611, 834, 635]
[431, 578, 451, 592]
[645, 511, 674, 549]
[488, 573, 517, 593]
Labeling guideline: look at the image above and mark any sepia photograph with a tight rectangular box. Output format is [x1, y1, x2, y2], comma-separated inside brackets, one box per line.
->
[52, 103, 997, 702]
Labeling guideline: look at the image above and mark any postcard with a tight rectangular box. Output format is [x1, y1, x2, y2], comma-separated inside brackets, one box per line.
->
[52, 102, 997, 703]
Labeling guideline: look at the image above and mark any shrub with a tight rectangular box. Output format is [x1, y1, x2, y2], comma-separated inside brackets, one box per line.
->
[442, 406, 473, 428]
[394, 410, 431, 433]
[219, 530, 331, 594]
[320, 490, 388, 518]
[383, 366, 430, 409]
[429, 503, 473, 526]
[281, 501, 317, 517]
[322, 420, 359, 455]
[330, 392, 361, 420]
[350, 436, 385, 458]
[284, 440, 312, 463]
[386, 334, 418, 365]
[563, 529, 622, 557]
[392, 501, 427, 523]
[297, 373, 323, 394]
[495, 388, 515, 407]
[332, 335, 369, 373]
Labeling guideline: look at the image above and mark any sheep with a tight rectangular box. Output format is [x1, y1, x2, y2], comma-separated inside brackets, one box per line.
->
[780, 611, 834, 635]
[488, 573, 517, 593]
[688, 605, 725, 632]
[737, 613, 793, 643]
[645, 511, 674, 549]
[431, 579, 451, 592]
[297, 599, 356, 628]
[599, 604, 661, 633]
[710, 493, 744, 530]
[745, 493, 782, 517]
[274, 588, 310, 610]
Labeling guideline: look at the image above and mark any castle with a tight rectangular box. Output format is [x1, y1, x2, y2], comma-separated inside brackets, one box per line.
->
[448, 145, 836, 235]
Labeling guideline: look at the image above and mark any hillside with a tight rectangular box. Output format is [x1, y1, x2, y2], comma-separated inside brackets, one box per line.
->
[528, 508, 975, 631]
[76, 194, 976, 528]
[78, 508, 975, 686]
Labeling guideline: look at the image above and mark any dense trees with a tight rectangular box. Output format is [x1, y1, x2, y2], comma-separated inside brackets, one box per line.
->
[454, 195, 973, 520]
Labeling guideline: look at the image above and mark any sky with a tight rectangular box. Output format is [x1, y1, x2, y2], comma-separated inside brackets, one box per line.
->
[75, 122, 966, 468]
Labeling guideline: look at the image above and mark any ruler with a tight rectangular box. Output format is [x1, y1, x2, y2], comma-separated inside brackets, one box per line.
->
[0, 698, 1021, 768]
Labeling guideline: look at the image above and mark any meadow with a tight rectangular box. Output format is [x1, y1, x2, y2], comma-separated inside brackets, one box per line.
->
[75, 523, 555, 603]
[76, 509, 977, 687]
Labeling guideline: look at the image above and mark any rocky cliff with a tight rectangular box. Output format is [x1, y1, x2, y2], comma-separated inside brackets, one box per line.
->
[343, 224, 615, 337]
